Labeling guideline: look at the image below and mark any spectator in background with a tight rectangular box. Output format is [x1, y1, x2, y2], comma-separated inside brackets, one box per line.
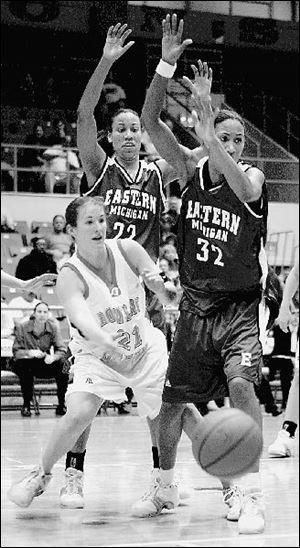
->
[11, 301, 69, 417]
[159, 210, 177, 245]
[20, 122, 48, 192]
[47, 119, 73, 147]
[45, 215, 73, 267]
[42, 134, 81, 194]
[6, 290, 40, 326]
[1, 149, 14, 191]
[267, 320, 295, 410]
[20, 73, 35, 107]
[1, 205, 16, 232]
[1, 298, 15, 338]
[101, 76, 127, 125]
[15, 237, 57, 281]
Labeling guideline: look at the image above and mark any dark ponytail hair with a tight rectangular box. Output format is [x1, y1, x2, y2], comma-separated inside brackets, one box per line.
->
[214, 109, 245, 128]
[108, 108, 141, 132]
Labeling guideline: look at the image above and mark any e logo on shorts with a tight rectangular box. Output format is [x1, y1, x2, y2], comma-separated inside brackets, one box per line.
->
[241, 352, 252, 367]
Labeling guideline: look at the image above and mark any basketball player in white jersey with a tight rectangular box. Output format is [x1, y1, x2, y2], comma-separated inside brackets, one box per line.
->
[7, 196, 200, 509]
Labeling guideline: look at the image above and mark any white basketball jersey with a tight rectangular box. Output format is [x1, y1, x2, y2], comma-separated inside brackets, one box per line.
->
[62, 239, 148, 365]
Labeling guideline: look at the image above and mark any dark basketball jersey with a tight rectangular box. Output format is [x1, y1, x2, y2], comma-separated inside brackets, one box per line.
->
[81, 156, 165, 262]
[178, 156, 266, 315]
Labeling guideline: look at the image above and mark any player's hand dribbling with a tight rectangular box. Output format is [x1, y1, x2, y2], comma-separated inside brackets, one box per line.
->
[161, 13, 193, 66]
[103, 23, 135, 63]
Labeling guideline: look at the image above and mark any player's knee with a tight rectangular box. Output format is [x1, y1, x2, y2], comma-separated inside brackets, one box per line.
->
[159, 401, 185, 426]
[229, 376, 254, 406]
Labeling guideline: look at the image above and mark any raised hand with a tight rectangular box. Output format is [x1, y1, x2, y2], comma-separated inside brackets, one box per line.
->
[182, 59, 213, 102]
[162, 13, 193, 65]
[103, 23, 135, 63]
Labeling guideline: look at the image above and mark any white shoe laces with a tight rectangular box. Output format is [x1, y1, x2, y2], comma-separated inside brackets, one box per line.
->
[223, 486, 242, 506]
[65, 473, 82, 495]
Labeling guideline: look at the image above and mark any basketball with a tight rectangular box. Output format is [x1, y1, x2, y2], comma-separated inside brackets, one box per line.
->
[192, 408, 263, 480]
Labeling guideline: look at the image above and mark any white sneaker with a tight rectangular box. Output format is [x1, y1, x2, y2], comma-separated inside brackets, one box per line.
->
[60, 468, 84, 509]
[151, 469, 191, 502]
[131, 480, 179, 517]
[223, 486, 244, 521]
[268, 429, 293, 457]
[238, 493, 265, 534]
[7, 465, 52, 508]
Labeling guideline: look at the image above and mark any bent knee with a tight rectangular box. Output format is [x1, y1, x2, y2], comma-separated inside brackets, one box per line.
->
[229, 376, 255, 401]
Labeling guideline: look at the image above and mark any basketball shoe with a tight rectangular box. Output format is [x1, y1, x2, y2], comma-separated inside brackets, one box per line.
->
[238, 492, 265, 534]
[223, 485, 244, 521]
[7, 465, 52, 508]
[60, 468, 84, 508]
[131, 477, 180, 517]
[268, 429, 293, 457]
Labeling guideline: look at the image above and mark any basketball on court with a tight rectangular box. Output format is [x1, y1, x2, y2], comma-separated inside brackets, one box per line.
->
[192, 408, 263, 480]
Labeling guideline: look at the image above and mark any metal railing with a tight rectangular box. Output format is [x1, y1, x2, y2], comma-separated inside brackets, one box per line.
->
[1, 142, 83, 194]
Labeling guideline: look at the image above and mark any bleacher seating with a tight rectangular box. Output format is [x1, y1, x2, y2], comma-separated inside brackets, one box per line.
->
[14, 220, 30, 246]
[31, 220, 53, 235]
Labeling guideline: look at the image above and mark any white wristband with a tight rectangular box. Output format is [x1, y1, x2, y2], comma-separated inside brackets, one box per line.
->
[156, 59, 177, 79]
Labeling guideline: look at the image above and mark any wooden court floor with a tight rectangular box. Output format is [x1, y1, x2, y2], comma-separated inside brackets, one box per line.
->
[1, 407, 299, 547]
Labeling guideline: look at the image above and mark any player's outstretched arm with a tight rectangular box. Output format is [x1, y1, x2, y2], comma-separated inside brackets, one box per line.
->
[120, 239, 178, 306]
[77, 23, 135, 186]
[277, 256, 299, 332]
[185, 63, 264, 203]
[142, 14, 196, 183]
[1, 270, 57, 291]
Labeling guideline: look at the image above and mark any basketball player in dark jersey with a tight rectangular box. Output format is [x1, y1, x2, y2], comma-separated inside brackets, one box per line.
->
[60, 22, 205, 509]
[132, 14, 267, 534]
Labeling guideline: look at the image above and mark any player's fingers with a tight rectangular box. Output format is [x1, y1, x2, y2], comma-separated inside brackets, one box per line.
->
[121, 29, 132, 43]
[180, 39, 193, 52]
[118, 23, 128, 37]
[165, 13, 171, 35]
[171, 13, 177, 34]
[182, 75, 195, 93]
[177, 18, 183, 40]
[112, 23, 122, 35]
[122, 41, 135, 54]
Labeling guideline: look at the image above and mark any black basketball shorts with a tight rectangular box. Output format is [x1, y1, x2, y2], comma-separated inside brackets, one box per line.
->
[162, 298, 263, 404]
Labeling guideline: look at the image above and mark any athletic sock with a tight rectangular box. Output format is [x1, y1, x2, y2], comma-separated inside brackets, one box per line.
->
[152, 446, 160, 469]
[65, 450, 86, 472]
[282, 421, 297, 438]
[237, 472, 262, 496]
[160, 468, 175, 486]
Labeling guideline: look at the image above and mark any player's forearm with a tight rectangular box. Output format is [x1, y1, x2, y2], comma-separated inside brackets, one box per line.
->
[1, 271, 25, 289]
[71, 313, 108, 346]
[78, 56, 113, 115]
[280, 270, 299, 310]
[208, 138, 256, 202]
[142, 73, 169, 127]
